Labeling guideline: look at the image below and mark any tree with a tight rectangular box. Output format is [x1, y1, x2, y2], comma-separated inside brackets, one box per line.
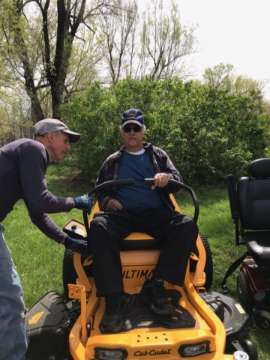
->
[0, 87, 32, 144]
[233, 75, 264, 97]
[0, 0, 195, 124]
[100, 0, 138, 84]
[203, 63, 234, 90]
[0, 0, 110, 122]
[141, 0, 194, 80]
[99, 0, 195, 84]
[203, 63, 265, 100]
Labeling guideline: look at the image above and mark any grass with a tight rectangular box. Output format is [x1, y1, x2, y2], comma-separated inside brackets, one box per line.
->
[2, 165, 270, 359]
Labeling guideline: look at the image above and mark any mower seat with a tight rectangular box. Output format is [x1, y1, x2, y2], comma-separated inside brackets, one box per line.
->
[120, 232, 160, 250]
[228, 158, 270, 265]
[87, 193, 183, 251]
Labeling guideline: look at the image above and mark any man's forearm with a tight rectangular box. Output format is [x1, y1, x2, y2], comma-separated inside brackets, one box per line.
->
[26, 191, 74, 214]
[29, 212, 68, 244]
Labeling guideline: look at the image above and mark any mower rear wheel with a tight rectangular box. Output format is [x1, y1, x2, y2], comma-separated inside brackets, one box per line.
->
[62, 249, 93, 298]
[200, 235, 213, 290]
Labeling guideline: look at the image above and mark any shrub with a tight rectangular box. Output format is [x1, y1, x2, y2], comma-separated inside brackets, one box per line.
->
[61, 79, 269, 185]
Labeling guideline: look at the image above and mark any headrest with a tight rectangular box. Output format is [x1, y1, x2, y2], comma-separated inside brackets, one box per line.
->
[248, 158, 270, 178]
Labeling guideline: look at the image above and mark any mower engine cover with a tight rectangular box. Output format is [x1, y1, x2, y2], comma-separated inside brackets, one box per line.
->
[26, 291, 79, 360]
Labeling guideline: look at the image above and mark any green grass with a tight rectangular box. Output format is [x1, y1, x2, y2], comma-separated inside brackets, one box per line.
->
[2, 166, 270, 359]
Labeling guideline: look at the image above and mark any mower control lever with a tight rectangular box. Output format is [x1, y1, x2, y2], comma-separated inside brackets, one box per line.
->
[83, 178, 136, 236]
[88, 178, 135, 196]
[83, 177, 199, 236]
[144, 177, 199, 223]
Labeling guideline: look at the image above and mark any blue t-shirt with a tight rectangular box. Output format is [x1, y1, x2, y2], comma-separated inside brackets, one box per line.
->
[114, 150, 164, 210]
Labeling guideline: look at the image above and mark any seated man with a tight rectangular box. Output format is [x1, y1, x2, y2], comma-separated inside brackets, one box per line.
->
[88, 108, 198, 333]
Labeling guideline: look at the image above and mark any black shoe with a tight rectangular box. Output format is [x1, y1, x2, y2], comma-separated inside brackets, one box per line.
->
[99, 293, 132, 333]
[141, 279, 175, 316]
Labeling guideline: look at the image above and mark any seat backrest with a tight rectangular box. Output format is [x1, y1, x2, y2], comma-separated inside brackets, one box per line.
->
[238, 158, 270, 231]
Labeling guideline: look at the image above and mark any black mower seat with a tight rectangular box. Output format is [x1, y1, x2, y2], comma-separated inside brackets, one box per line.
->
[238, 158, 270, 264]
[222, 158, 270, 288]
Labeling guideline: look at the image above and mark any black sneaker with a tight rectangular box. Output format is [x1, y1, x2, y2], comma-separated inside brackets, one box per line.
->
[99, 293, 132, 333]
[140, 279, 175, 316]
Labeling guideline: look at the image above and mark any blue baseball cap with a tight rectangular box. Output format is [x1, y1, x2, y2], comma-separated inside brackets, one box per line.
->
[121, 108, 145, 128]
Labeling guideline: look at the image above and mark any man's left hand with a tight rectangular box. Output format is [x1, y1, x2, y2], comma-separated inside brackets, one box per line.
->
[64, 236, 88, 254]
[152, 173, 171, 188]
[73, 194, 92, 212]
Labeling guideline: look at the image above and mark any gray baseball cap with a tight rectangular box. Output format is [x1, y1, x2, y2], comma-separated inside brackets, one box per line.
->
[33, 118, 80, 143]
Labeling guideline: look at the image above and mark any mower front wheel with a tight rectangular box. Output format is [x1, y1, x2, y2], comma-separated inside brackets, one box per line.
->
[240, 338, 258, 360]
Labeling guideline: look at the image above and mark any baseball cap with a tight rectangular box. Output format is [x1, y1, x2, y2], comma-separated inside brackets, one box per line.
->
[33, 118, 80, 143]
[121, 108, 145, 128]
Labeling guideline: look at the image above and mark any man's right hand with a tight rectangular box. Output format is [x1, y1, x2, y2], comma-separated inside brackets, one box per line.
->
[106, 198, 123, 210]
[64, 236, 88, 254]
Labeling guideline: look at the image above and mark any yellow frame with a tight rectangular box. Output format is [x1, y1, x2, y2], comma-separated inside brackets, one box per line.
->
[66, 197, 234, 360]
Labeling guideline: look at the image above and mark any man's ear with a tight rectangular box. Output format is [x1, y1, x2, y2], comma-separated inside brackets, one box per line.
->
[46, 132, 55, 143]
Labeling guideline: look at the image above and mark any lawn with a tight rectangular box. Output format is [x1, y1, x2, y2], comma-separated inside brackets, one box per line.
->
[2, 164, 269, 359]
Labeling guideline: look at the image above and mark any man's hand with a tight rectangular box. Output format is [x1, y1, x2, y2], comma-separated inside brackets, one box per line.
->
[106, 198, 123, 210]
[64, 236, 88, 254]
[73, 194, 92, 212]
[152, 173, 171, 189]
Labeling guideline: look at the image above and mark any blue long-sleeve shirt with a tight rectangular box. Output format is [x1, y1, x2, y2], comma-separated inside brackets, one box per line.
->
[0, 139, 74, 243]
[115, 151, 164, 209]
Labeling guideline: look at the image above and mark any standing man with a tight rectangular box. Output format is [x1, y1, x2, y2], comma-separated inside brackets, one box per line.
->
[0, 118, 91, 360]
[89, 108, 198, 333]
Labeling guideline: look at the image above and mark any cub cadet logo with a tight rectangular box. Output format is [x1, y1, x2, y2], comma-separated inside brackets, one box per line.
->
[134, 349, 171, 357]
[122, 269, 153, 280]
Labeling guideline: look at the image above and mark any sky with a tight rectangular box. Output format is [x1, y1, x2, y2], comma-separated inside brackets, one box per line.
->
[178, 0, 270, 99]
[140, 0, 270, 99]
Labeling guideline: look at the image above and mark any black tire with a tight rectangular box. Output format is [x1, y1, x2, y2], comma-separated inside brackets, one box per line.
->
[254, 311, 270, 329]
[200, 235, 213, 290]
[62, 249, 93, 298]
[237, 270, 254, 313]
[240, 338, 258, 360]
[190, 234, 213, 289]
[26, 292, 74, 360]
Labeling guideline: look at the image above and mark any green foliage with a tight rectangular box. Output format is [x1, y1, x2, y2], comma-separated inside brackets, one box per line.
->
[62, 83, 120, 182]
[62, 78, 269, 184]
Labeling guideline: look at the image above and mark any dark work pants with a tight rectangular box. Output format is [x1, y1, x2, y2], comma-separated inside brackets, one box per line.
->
[88, 208, 198, 296]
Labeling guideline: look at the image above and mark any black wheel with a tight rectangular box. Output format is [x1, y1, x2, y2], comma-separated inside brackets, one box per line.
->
[190, 234, 213, 289]
[200, 235, 213, 290]
[62, 249, 93, 298]
[254, 311, 270, 329]
[26, 292, 73, 360]
[240, 338, 258, 360]
[237, 270, 254, 313]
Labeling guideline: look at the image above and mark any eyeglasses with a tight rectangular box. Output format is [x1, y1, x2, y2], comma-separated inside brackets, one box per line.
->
[123, 124, 142, 133]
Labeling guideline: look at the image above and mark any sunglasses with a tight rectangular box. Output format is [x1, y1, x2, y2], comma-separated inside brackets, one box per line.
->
[123, 124, 142, 133]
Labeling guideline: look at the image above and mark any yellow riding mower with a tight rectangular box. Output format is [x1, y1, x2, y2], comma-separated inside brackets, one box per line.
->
[26, 179, 257, 360]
